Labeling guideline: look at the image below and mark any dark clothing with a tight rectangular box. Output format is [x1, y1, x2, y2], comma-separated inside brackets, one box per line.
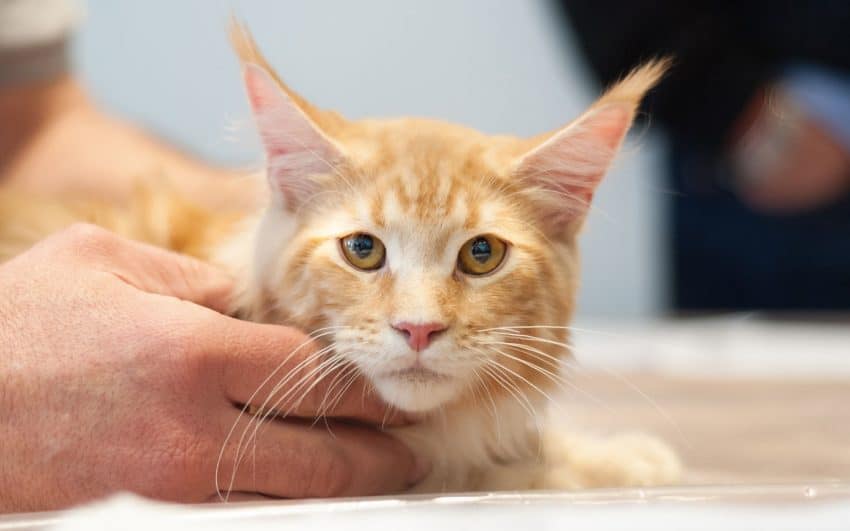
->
[553, 0, 850, 311]
[670, 140, 850, 311]
[554, 0, 850, 153]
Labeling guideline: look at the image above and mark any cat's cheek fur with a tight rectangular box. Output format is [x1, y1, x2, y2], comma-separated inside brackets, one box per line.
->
[213, 208, 297, 321]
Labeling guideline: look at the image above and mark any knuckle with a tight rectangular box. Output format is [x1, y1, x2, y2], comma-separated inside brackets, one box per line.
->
[63, 222, 111, 245]
[52, 223, 115, 259]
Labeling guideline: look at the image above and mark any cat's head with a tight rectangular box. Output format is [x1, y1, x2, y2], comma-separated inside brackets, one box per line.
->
[232, 23, 665, 413]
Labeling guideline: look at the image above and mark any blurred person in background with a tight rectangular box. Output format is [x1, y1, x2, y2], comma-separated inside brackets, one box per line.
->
[553, 1, 850, 311]
[0, 0, 248, 205]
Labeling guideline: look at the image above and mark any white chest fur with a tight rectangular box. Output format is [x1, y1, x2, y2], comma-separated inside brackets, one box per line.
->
[390, 396, 546, 492]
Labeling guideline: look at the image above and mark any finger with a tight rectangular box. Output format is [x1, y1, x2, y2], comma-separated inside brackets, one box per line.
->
[203, 316, 409, 426]
[65, 225, 234, 312]
[215, 413, 427, 499]
[109, 239, 233, 313]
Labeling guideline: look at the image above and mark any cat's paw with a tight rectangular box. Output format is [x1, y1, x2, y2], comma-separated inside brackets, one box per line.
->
[540, 430, 682, 489]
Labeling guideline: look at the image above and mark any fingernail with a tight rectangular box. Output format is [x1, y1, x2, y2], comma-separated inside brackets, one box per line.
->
[408, 455, 431, 485]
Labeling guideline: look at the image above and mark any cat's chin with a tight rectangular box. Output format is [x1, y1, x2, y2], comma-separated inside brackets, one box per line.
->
[371, 373, 462, 413]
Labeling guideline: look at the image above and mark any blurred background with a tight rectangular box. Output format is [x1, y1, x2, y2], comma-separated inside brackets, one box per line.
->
[43, 0, 850, 319]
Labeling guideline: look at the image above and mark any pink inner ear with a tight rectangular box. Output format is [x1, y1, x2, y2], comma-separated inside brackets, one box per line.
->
[243, 64, 342, 209]
[244, 63, 281, 112]
[587, 104, 633, 150]
[515, 103, 635, 226]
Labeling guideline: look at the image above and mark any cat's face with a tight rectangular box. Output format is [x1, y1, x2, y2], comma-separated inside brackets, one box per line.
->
[261, 120, 576, 412]
[233, 24, 664, 413]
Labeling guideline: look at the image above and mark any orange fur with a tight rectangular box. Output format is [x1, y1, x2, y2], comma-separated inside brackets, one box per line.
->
[0, 184, 242, 263]
[0, 22, 679, 493]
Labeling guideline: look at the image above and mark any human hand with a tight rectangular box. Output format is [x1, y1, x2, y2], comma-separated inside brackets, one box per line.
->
[0, 225, 424, 512]
[731, 89, 850, 214]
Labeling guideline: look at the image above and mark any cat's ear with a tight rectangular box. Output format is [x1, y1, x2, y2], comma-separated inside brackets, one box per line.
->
[242, 63, 345, 210]
[513, 60, 668, 234]
[231, 20, 346, 210]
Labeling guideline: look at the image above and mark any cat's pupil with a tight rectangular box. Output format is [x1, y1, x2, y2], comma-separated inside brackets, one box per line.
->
[347, 234, 374, 259]
[471, 238, 491, 263]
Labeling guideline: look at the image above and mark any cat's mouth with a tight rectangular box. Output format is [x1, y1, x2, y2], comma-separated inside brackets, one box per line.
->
[378, 367, 450, 383]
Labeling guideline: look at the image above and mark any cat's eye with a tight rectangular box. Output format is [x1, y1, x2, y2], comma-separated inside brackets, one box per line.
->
[458, 235, 507, 276]
[340, 233, 386, 271]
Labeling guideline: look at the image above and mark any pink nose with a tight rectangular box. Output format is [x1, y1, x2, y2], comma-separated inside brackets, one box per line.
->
[392, 321, 448, 352]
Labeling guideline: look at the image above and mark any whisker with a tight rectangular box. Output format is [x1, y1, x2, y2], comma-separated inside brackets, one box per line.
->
[481, 329, 690, 448]
[327, 367, 362, 419]
[480, 339, 563, 369]
[227, 348, 343, 499]
[485, 345, 569, 389]
[229, 336, 362, 500]
[314, 362, 361, 429]
[473, 354, 540, 423]
[232, 351, 350, 493]
[314, 360, 358, 421]
[472, 366, 502, 444]
[215, 326, 344, 501]
[562, 344, 693, 450]
[479, 362, 544, 455]
[245, 344, 338, 436]
[481, 340, 620, 417]
[481, 351, 565, 416]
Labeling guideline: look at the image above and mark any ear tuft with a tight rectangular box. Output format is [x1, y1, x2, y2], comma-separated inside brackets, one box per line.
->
[229, 17, 347, 133]
[231, 19, 349, 211]
[596, 58, 670, 108]
[514, 59, 670, 233]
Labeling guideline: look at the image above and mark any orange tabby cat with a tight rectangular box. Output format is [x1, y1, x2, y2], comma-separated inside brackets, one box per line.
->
[0, 22, 679, 493]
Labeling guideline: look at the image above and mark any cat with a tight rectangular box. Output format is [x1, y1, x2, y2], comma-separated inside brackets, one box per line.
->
[0, 21, 680, 495]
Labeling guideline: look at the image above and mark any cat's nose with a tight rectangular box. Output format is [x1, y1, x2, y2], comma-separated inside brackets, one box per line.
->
[392, 321, 448, 352]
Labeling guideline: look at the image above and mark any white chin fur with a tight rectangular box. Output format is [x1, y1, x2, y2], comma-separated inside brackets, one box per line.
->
[372, 377, 462, 412]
